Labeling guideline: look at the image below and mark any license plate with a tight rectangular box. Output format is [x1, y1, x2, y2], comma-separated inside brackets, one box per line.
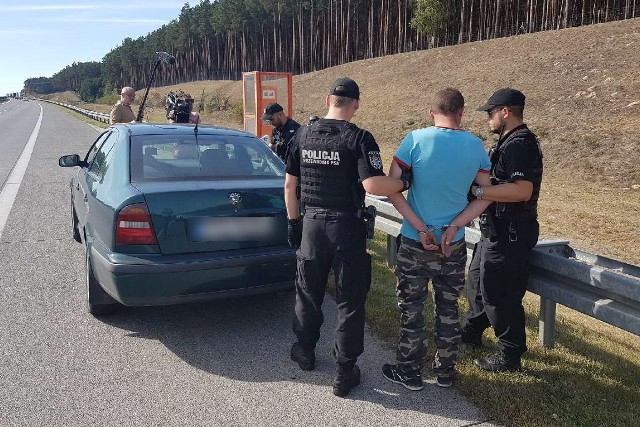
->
[188, 217, 277, 241]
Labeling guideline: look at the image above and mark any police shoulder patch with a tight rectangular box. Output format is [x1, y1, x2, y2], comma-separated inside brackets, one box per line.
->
[368, 151, 382, 170]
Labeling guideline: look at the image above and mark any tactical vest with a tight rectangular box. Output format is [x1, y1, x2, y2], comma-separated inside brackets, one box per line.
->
[298, 121, 363, 209]
[490, 126, 543, 219]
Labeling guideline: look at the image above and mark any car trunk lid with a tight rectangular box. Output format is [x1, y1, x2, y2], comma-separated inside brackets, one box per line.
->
[131, 179, 288, 255]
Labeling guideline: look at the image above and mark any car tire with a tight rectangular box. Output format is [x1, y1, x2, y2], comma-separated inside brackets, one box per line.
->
[71, 198, 81, 243]
[86, 247, 118, 316]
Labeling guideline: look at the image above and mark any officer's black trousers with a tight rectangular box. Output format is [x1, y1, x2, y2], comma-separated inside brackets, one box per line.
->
[465, 217, 539, 360]
[292, 208, 371, 368]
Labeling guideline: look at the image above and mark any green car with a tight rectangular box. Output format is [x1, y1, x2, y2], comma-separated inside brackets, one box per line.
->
[59, 123, 296, 316]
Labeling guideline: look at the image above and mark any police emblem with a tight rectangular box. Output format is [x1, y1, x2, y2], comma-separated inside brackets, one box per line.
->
[228, 192, 242, 206]
[368, 151, 382, 170]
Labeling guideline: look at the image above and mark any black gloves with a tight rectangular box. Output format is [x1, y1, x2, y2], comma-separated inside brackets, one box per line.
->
[287, 217, 303, 248]
[399, 165, 413, 191]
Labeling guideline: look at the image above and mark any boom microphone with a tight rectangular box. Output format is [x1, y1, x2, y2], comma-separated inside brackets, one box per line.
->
[156, 51, 176, 65]
[137, 51, 177, 121]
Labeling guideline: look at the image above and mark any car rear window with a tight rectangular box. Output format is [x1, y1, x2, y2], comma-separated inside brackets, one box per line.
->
[130, 133, 285, 182]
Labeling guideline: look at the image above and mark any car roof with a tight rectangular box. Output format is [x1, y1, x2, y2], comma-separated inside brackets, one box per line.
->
[110, 123, 257, 138]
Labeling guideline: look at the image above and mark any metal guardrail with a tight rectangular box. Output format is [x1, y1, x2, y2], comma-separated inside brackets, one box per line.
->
[365, 195, 640, 347]
[37, 99, 110, 124]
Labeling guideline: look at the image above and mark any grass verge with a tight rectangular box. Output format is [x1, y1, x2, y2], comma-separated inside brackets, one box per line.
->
[53, 104, 108, 130]
[366, 230, 640, 427]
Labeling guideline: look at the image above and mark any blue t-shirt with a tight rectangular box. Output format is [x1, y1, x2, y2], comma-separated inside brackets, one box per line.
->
[394, 126, 491, 243]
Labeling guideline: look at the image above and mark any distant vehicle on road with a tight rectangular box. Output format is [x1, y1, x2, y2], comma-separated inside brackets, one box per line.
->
[59, 123, 295, 315]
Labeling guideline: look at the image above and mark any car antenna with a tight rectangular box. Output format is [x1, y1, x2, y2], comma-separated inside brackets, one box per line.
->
[193, 90, 203, 138]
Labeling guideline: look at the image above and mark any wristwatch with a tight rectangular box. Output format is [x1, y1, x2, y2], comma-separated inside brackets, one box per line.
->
[474, 185, 484, 200]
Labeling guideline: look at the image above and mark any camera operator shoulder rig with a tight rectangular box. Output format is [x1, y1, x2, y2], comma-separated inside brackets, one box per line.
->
[165, 90, 194, 123]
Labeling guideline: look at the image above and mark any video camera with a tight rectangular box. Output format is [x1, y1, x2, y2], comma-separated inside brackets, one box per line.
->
[165, 90, 194, 123]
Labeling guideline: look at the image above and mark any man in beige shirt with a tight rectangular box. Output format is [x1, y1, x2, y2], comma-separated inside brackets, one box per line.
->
[110, 87, 137, 124]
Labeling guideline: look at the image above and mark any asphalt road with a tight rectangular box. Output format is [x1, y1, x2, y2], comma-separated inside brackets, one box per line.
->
[0, 100, 498, 426]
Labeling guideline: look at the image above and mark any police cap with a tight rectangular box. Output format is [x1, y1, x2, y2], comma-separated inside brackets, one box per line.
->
[261, 102, 284, 120]
[477, 88, 526, 111]
[329, 77, 360, 100]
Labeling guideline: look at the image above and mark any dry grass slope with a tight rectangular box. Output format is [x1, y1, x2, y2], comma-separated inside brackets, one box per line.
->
[69, 18, 640, 264]
[289, 18, 640, 264]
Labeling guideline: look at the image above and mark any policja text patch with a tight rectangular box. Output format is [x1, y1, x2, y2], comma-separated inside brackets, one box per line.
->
[302, 149, 341, 166]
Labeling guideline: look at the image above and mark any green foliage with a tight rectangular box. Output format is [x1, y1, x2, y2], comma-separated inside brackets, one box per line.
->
[102, 80, 115, 97]
[24, 77, 56, 94]
[205, 90, 232, 112]
[148, 92, 167, 108]
[229, 102, 244, 124]
[94, 93, 120, 105]
[79, 77, 104, 102]
[411, 0, 449, 36]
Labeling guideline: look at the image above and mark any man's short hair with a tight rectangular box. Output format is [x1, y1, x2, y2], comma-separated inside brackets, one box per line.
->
[508, 105, 524, 119]
[330, 95, 357, 108]
[431, 88, 465, 115]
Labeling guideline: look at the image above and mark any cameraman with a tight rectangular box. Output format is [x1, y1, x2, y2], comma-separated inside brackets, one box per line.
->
[166, 90, 200, 124]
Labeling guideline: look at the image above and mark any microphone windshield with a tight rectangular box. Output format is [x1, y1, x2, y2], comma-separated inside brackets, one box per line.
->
[156, 51, 176, 65]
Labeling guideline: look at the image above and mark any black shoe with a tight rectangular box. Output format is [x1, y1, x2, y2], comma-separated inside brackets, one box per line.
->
[461, 326, 484, 347]
[436, 373, 455, 388]
[333, 365, 361, 397]
[290, 342, 315, 371]
[474, 353, 521, 372]
[382, 364, 423, 391]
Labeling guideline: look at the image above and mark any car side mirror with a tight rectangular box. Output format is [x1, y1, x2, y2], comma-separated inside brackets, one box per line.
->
[59, 154, 83, 167]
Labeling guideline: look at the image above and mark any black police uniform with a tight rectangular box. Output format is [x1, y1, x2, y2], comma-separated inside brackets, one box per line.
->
[286, 118, 385, 368]
[271, 118, 301, 162]
[465, 124, 543, 361]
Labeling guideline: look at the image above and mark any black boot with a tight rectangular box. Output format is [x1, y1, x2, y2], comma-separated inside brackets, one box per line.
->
[461, 325, 484, 348]
[290, 342, 315, 371]
[333, 365, 361, 397]
[474, 352, 521, 372]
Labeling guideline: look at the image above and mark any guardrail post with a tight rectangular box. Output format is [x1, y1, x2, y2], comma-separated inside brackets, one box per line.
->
[387, 234, 397, 267]
[539, 297, 557, 348]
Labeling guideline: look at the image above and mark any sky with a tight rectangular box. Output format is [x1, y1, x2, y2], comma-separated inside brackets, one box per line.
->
[0, 1, 188, 95]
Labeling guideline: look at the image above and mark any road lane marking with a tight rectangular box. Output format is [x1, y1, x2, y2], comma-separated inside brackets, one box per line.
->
[0, 104, 43, 240]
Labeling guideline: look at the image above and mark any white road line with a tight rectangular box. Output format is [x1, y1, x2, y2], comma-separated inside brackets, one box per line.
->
[0, 104, 43, 239]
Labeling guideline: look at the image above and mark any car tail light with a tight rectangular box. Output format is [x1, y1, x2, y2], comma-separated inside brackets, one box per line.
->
[116, 203, 158, 245]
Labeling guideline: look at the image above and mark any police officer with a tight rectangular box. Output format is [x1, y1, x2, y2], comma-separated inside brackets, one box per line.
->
[446, 88, 543, 372]
[284, 77, 409, 397]
[262, 102, 300, 162]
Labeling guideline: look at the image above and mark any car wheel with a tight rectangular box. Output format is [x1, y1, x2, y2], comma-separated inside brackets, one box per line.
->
[85, 247, 118, 316]
[71, 198, 81, 243]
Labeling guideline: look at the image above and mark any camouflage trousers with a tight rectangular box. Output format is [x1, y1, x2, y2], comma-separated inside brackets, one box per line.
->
[394, 235, 467, 375]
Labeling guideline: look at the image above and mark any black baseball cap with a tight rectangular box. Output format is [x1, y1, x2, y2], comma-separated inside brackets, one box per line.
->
[261, 102, 284, 120]
[329, 77, 360, 100]
[477, 88, 526, 111]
